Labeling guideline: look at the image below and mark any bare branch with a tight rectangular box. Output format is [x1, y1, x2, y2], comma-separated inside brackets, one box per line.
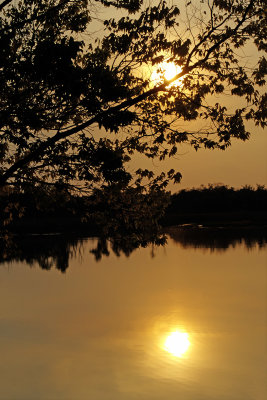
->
[193, 0, 255, 67]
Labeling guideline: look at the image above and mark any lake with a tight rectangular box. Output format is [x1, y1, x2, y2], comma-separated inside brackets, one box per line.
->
[0, 230, 266, 400]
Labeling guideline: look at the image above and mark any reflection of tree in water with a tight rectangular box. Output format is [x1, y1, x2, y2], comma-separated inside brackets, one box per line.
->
[166, 226, 267, 252]
[0, 232, 166, 272]
[1, 227, 266, 272]
[0, 235, 82, 272]
[90, 234, 166, 261]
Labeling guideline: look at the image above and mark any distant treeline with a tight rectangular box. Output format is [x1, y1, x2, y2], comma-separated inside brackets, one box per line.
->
[0, 184, 266, 233]
[169, 184, 266, 212]
[163, 184, 267, 226]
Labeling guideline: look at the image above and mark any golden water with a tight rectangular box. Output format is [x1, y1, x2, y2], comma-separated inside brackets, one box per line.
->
[0, 237, 266, 399]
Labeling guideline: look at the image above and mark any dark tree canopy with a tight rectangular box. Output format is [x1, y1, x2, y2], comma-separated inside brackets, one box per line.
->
[0, 0, 266, 202]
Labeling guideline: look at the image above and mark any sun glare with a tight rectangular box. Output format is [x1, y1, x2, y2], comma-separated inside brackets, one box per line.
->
[164, 331, 190, 357]
[151, 61, 183, 86]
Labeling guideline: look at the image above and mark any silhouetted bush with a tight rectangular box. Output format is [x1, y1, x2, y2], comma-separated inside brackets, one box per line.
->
[1, 184, 266, 233]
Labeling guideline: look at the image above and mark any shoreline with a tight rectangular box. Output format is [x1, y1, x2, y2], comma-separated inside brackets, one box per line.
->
[2, 211, 267, 236]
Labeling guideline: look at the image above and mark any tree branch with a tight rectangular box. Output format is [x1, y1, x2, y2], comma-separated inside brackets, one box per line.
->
[0, 0, 12, 13]
[193, 0, 254, 68]
[0, 67, 191, 187]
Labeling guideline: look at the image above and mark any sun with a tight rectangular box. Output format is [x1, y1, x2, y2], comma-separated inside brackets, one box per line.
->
[151, 61, 183, 86]
[164, 331, 190, 357]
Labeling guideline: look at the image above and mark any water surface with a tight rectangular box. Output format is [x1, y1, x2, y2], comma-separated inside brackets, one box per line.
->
[0, 234, 266, 400]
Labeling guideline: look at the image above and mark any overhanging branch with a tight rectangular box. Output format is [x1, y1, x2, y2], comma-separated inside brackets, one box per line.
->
[0, 67, 191, 187]
[0, 0, 12, 13]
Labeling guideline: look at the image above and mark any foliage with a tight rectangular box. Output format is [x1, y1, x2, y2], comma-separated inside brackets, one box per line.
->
[0, 0, 266, 232]
[0, 184, 169, 247]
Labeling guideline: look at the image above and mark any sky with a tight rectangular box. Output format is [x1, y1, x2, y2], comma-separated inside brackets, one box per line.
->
[130, 124, 266, 191]
[158, 126, 266, 191]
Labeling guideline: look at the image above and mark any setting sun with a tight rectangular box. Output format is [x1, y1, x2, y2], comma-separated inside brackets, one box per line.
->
[151, 61, 183, 86]
[164, 331, 190, 357]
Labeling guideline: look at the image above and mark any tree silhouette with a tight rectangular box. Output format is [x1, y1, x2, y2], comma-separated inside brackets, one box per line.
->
[0, 1, 266, 220]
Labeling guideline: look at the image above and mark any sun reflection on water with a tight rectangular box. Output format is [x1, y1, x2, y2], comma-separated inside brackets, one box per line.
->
[163, 330, 190, 357]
